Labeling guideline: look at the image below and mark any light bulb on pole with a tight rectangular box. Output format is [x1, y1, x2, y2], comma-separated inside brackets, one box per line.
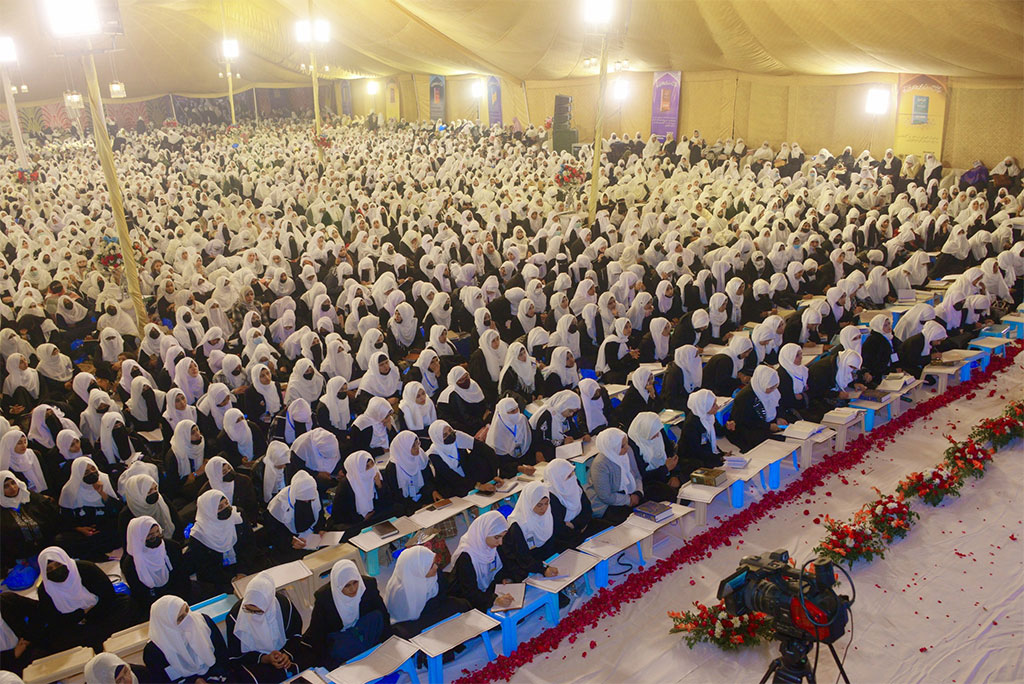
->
[221, 38, 239, 125]
[43, 0, 148, 338]
[582, 0, 615, 228]
[0, 36, 29, 168]
[296, 7, 330, 163]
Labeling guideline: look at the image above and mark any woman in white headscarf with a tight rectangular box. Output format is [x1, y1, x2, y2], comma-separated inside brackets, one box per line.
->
[189, 488, 262, 591]
[255, 442, 291, 505]
[37, 545, 129, 653]
[56, 454, 121, 556]
[384, 545, 465, 638]
[283, 358, 325, 406]
[122, 472, 178, 544]
[245, 363, 282, 423]
[899, 319, 948, 379]
[172, 357, 205, 405]
[383, 430, 439, 512]
[541, 345, 581, 394]
[385, 301, 421, 356]
[316, 376, 351, 437]
[595, 318, 638, 383]
[436, 366, 489, 433]
[1, 468, 59, 567]
[349, 396, 396, 456]
[356, 351, 402, 401]
[467, 328, 507, 398]
[861, 314, 898, 383]
[120, 514, 191, 619]
[497, 341, 540, 399]
[143, 595, 231, 683]
[34, 342, 74, 397]
[805, 349, 865, 422]
[502, 481, 562, 577]
[226, 571, 309, 682]
[448, 510, 514, 611]
[2, 354, 40, 413]
[329, 451, 396, 538]
[728, 365, 786, 453]
[398, 381, 436, 435]
[587, 427, 643, 523]
[304, 558, 388, 668]
[84, 652, 139, 684]
[486, 397, 535, 478]
[163, 419, 206, 503]
[196, 382, 232, 439]
[893, 302, 935, 342]
[25, 403, 77, 453]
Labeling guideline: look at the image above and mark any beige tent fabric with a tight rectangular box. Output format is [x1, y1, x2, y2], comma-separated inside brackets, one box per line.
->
[4, 0, 1021, 102]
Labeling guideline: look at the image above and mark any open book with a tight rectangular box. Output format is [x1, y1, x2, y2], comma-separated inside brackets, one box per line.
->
[490, 583, 527, 612]
[782, 420, 824, 440]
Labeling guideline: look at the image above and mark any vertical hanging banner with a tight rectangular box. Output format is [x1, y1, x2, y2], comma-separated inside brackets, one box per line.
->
[429, 75, 446, 121]
[650, 71, 681, 141]
[385, 77, 401, 122]
[340, 80, 353, 116]
[894, 74, 948, 159]
[487, 76, 502, 127]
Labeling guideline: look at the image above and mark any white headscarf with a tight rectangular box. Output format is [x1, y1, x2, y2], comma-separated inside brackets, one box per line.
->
[687, 389, 719, 454]
[38, 546, 98, 614]
[507, 481, 553, 549]
[285, 358, 325, 405]
[543, 346, 580, 389]
[383, 545, 439, 623]
[261, 442, 291, 503]
[528, 389, 581, 446]
[0, 431, 46, 493]
[438, 366, 485, 404]
[544, 457, 583, 522]
[197, 383, 232, 431]
[172, 357, 204, 404]
[499, 341, 537, 393]
[451, 510, 507, 591]
[358, 352, 402, 397]
[399, 382, 437, 431]
[627, 412, 668, 468]
[85, 652, 139, 684]
[2, 354, 39, 399]
[249, 363, 282, 415]
[578, 378, 607, 431]
[162, 388, 198, 430]
[233, 572, 287, 655]
[778, 343, 808, 394]
[596, 427, 638, 495]
[58, 456, 115, 509]
[343, 451, 380, 517]
[190, 489, 241, 553]
[389, 430, 428, 499]
[427, 420, 463, 475]
[0, 469, 30, 509]
[486, 397, 531, 457]
[35, 343, 73, 382]
[27, 404, 77, 450]
[123, 473, 176, 539]
[267, 470, 321, 534]
[835, 350, 862, 390]
[750, 365, 781, 422]
[148, 596, 217, 681]
[330, 559, 365, 629]
[125, 515, 172, 589]
[292, 428, 341, 474]
[479, 329, 508, 381]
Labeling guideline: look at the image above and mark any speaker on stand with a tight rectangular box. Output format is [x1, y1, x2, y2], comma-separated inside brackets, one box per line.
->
[552, 94, 578, 152]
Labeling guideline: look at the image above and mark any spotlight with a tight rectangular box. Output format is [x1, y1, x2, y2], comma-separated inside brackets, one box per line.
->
[865, 87, 889, 115]
[472, 79, 485, 98]
[367, 80, 379, 94]
[583, 0, 613, 27]
[612, 77, 628, 101]
[45, 0, 102, 38]
[0, 37, 16, 63]
[222, 38, 239, 60]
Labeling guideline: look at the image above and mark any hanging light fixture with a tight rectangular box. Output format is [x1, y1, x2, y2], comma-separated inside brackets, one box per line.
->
[109, 81, 125, 98]
[63, 90, 84, 109]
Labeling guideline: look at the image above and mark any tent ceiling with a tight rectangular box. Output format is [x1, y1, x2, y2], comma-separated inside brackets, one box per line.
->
[1, 0, 1021, 102]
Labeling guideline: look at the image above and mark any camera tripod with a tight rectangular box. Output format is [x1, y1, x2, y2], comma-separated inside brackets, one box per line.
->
[758, 635, 851, 684]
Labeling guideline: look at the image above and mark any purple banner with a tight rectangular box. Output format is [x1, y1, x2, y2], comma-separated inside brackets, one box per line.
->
[486, 76, 502, 127]
[429, 75, 445, 121]
[340, 80, 353, 116]
[650, 70, 680, 141]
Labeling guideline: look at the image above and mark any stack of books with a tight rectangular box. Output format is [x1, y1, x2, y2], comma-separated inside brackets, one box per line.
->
[725, 455, 749, 469]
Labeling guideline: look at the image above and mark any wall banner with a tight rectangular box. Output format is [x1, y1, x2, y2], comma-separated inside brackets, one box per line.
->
[385, 77, 401, 121]
[650, 70, 681, 141]
[340, 80, 353, 116]
[894, 74, 948, 160]
[487, 76, 502, 127]
[429, 75, 446, 121]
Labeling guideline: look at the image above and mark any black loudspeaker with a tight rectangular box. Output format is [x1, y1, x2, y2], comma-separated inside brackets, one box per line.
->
[553, 128, 578, 153]
[554, 94, 573, 131]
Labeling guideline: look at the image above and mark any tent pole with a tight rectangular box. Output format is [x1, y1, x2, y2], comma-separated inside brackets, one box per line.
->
[309, 0, 324, 163]
[586, 32, 609, 228]
[1, 66, 29, 168]
[82, 48, 147, 337]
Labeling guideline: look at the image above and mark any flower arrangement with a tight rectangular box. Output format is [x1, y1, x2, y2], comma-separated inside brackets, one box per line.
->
[162, 119, 178, 128]
[93, 234, 124, 272]
[544, 116, 552, 130]
[14, 168, 39, 184]
[554, 162, 585, 188]
[969, 404, 1024, 450]
[668, 601, 774, 650]
[864, 490, 918, 543]
[895, 465, 964, 506]
[814, 515, 886, 566]
[942, 433, 994, 480]
[315, 134, 332, 149]
[455, 346, 1022, 684]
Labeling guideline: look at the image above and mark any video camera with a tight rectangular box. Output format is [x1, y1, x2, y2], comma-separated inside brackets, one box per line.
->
[717, 549, 851, 644]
